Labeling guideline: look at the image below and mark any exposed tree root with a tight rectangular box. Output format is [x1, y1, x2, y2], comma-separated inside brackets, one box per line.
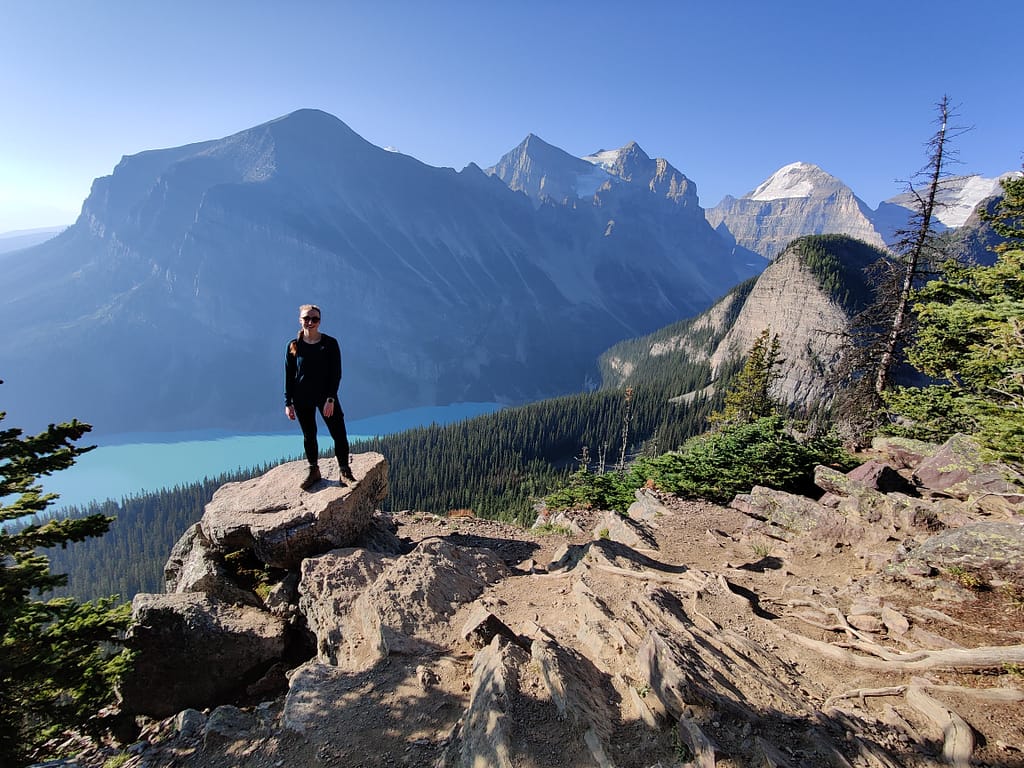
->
[825, 685, 907, 708]
[781, 628, 1024, 672]
[822, 679, 1023, 767]
[905, 683, 974, 768]
[780, 599, 881, 643]
[826, 682, 1023, 709]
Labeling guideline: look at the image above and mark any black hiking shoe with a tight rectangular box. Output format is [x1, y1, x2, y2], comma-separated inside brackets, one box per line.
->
[339, 464, 356, 485]
[300, 465, 322, 491]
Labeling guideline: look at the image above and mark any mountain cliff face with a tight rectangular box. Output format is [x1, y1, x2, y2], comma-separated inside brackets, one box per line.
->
[0, 110, 760, 434]
[706, 162, 886, 261]
[600, 235, 887, 410]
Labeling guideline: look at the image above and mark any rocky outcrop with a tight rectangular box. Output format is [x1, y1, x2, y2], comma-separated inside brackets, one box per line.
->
[600, 234, 886, 412]
[197, 452, 389, 569]
[119, 453, 390, 716]
[706, 246, 854, 407]
[735, 434, 1022, 576]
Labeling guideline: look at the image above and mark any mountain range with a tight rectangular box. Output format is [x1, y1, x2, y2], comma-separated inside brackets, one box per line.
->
[0, 109, 1013, 435]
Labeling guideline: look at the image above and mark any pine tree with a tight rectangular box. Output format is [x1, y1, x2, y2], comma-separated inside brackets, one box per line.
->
[884, 175, 1024, 465]
[980, 170, 1024, 254]
[0, 386, 132, 766]
[710, 328, 783, 427]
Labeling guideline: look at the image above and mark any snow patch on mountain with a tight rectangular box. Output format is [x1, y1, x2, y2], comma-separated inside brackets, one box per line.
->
[938, 173, 1020, 227]
[748, 162, 819, 201]
[880, 171, 1021, 229]
[583, 149, 626, 173]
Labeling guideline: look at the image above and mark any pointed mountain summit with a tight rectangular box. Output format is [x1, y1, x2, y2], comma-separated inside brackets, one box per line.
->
[486, 134, 617, 205]
[706, 162, 885, 260]
[583, 142, 698, 207]
[746, 161, 843, 201]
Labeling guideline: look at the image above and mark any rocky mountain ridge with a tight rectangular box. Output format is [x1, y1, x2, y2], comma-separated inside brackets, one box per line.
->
[0, 109, 758, 435]
[58, 431, 1024, 768]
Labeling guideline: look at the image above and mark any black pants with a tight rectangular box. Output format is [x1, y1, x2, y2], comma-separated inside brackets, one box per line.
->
[294, 401, 349, 469]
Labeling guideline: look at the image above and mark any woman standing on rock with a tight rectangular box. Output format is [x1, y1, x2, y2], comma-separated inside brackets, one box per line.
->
[284, 304, 356, 490]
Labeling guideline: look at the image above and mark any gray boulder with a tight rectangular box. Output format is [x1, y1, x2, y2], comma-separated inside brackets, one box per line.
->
[164, 523, 261, 606]
[203, 705, 257, 747]
[627, 488, 672, 522]
[732, 485, 851, 542]
[592, 510, 658, 550]
[118, 593, 289, 718]
[907, 522, 1024, 579]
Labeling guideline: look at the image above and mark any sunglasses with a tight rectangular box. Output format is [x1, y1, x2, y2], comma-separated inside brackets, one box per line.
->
[301, 315, 321, 324]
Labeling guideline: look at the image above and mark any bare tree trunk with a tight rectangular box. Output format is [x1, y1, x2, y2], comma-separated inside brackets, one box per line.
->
[617, 386, 634, 471]
[873, 96, 951, 396]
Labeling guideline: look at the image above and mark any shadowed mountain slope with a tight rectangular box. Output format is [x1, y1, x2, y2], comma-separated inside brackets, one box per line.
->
[0, 110, 759, 434]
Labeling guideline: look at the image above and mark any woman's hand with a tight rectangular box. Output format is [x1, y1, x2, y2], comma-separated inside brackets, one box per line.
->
[323, 399, 335, 418]
[285, 405, 296, 420]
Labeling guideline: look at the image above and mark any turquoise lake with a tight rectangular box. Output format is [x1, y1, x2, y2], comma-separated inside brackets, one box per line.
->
[41, 403, 503, 512]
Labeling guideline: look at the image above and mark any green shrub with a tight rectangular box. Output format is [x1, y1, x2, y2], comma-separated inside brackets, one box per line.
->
[543, 467, 636, 513]
[629, 416, 851, 502]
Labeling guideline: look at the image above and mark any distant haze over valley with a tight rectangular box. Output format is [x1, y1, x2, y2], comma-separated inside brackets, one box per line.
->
[0, 109, 1014, 435]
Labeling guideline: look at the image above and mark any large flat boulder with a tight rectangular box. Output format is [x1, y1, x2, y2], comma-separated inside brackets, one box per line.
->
[199, 452, 388, 569]
[907, 521, 1024, 579]
[118, 593, 289, 718]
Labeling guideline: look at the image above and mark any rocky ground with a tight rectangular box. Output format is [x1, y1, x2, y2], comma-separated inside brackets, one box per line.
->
[41, 439, 1024, 768]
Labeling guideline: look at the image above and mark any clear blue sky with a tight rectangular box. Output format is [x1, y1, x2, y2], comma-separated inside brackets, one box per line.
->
[2, 0, 1021, 232]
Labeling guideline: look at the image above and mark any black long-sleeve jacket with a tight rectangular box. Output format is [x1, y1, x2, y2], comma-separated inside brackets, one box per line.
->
[284, 334, 342, 407]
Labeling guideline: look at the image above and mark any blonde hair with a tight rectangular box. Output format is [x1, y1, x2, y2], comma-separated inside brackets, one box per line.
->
[289, 304, 322, 355]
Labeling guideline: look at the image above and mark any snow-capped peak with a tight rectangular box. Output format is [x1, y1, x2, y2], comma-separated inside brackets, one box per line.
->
[747, 162, 835, 201]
